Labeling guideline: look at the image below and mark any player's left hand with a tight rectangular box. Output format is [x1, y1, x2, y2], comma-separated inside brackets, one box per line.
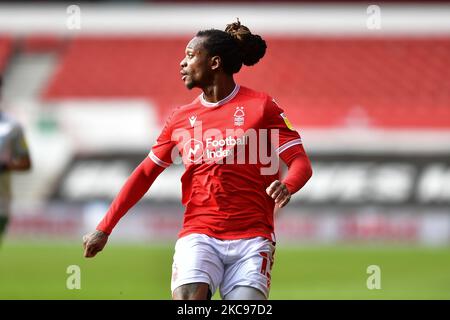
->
[266, 180, 291, 208]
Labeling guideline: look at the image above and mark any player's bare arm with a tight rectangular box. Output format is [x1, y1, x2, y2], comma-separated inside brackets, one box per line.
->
[6, 156, 31, 171]
[83, 230, 109, 258]
[266, 180, 291, 208]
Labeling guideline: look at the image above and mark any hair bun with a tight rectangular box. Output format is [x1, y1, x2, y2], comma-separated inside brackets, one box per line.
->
[225, 19, 267, 66]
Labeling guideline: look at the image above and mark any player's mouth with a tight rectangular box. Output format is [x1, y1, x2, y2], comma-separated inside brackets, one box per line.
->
[180, 70, 188, 81]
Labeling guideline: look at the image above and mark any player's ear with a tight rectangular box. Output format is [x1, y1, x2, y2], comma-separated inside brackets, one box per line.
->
[210, 55, 221, 71]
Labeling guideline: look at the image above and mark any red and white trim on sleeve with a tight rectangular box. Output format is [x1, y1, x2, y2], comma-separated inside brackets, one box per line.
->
[276, 138, 303, 155]
[148, 150, 171, 168]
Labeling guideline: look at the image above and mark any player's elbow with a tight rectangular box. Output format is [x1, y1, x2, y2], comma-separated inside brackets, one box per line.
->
[23, 158, 32, 171]
[10, 157, 32, 171]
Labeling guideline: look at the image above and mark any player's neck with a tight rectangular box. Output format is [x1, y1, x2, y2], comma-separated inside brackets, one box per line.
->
[202, 78, 236, 104]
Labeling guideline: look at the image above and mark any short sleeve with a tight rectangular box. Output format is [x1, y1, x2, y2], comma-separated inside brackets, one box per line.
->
[263, 97, 303, 155]
[148, 111, 177, 168]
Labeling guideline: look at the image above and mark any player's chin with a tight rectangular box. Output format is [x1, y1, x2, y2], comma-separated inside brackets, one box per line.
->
[185, 80, 195, 90]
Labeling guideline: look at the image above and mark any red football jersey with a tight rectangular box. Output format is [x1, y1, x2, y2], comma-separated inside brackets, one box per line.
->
[150, 85, 302, 241]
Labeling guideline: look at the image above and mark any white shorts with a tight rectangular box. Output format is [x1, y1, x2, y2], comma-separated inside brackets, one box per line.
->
[171, 233, 276, 299]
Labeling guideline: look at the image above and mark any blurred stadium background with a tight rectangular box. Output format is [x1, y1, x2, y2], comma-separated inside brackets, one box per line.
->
[0, 0, 450, 299]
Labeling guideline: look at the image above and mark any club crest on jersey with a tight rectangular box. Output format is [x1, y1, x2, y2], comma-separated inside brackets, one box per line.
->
[234, 106, 245, 126]
[280, 113, 295, 131]
[188, 115, 197, 128]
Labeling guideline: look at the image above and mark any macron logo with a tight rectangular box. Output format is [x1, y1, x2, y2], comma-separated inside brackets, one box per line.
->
[189, 115, 197, 127]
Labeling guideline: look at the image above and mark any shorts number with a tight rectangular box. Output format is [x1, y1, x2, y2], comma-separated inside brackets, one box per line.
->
[259, 251, 274, 288]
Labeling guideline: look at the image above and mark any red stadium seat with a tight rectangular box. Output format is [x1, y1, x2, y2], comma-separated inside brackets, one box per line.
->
[0, 35, 13, 73]
[42, 36, 450, 128]
[19, 34, 66, 53]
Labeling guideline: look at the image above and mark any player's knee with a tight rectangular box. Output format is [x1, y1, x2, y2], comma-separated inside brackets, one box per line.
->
[172, 282, 211, 300]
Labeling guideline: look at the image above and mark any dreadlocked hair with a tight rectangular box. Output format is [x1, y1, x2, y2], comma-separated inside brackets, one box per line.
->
[196, 19, 267, 75]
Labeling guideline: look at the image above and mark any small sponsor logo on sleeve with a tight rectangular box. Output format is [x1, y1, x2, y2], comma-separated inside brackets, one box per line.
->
[280, 113, 295, 131]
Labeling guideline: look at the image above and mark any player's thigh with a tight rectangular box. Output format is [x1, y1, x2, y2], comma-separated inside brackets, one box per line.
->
[171, 233, 224, 299]
[220, 237, 275, 299]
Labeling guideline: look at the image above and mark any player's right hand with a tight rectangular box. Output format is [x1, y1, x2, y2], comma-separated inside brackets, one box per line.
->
[83, 230, 109, 258]
[266, 180, 291, 208]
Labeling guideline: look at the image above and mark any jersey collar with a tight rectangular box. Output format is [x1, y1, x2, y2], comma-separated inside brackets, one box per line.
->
[200, 84, 240, 108]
